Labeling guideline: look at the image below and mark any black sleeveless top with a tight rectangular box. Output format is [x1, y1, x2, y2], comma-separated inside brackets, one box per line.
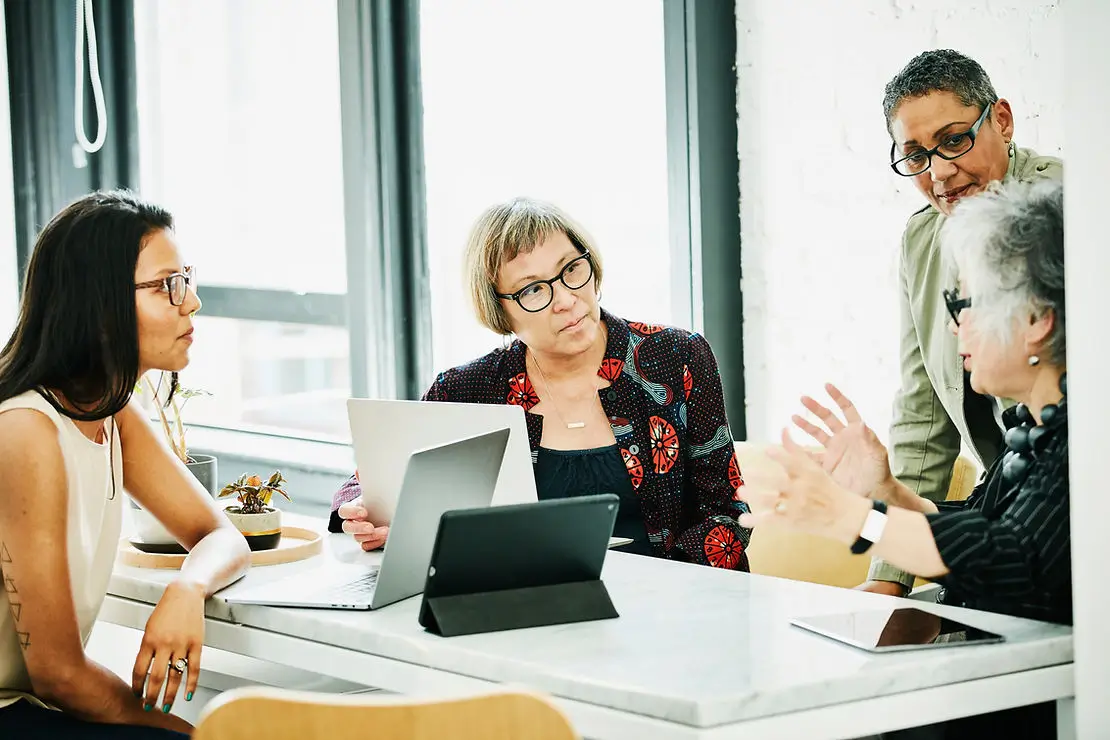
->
[534, 444, 652, 556]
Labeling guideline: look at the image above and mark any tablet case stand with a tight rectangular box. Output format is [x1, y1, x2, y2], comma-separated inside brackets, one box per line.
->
[422, 578, 618, 637]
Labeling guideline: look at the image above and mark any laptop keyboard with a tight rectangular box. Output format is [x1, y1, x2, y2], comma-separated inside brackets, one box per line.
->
[322, 569, 380, 601]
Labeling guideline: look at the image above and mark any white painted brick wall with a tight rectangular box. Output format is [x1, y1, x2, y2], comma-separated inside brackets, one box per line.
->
[736, 0, 1063, 443]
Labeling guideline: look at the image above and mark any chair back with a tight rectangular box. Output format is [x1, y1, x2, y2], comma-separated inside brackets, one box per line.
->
[193, 687, 579, 740]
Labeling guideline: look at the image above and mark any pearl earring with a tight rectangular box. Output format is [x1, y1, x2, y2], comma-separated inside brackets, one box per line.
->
[1028, 355, 1040, 366]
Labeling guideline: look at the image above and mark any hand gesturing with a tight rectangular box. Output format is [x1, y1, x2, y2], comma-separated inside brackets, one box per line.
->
[790, 383, 892, 499]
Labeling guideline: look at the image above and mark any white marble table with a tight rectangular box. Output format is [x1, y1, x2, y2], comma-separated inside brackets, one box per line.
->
[102, 519, 1074, 739]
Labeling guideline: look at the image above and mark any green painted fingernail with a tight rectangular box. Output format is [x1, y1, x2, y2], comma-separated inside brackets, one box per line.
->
[143, 704, 152, 712]
[186, 692, 193, 701]
[162, 704, 171, 714]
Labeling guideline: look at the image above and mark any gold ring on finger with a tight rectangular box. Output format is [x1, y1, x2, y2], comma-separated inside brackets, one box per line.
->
[170, 657, 188, 673]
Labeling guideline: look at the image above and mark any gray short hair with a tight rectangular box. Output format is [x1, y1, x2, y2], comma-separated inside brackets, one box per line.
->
[882, 50, 998, 136]
[463, 198, 604, 335]
[941, 180, 1065, 365]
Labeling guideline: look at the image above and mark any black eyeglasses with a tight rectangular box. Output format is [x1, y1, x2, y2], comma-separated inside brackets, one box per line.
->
[943, 287, 972, 325]
[135, 266, 196, 306]
[495, 252, 594, 313]
[890, 102, 995, 177]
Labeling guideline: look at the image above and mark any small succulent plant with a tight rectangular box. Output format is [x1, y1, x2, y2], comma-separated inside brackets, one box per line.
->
[218, 471, 291, 515]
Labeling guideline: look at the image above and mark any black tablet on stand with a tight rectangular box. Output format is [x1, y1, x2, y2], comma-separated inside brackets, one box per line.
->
[418, 494, 620, 637]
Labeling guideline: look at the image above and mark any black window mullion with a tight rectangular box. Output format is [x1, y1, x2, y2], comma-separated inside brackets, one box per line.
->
[5, 0, 137, 281]
[663, 0, 745, 439]
[337, 0, 429, 401]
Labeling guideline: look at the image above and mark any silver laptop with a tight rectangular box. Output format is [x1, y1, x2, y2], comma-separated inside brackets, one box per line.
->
[224, 428, 509, 610]
[345, 398, 537, 526]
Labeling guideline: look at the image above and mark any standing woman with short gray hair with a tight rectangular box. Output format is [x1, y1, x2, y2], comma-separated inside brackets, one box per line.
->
[866, 49, 1064, 598]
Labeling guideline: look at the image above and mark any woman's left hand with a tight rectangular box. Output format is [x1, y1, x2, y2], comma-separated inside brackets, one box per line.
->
[737, 429, 870, 545]
[131, 579, 206, 713]
[791, 383, 893, 499]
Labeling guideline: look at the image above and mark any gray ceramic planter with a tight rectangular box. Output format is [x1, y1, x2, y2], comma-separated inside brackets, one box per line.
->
[186, 454, 218, 497]
[129, 454, 219, 543]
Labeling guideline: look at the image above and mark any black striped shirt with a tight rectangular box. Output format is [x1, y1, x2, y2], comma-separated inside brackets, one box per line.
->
[927, 415, 1071, 625]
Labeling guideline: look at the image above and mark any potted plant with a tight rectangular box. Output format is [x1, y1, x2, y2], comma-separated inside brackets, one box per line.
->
[143, 374, 217, 495]
[130, 373, 215, 547]
[218, 471, 291, 551]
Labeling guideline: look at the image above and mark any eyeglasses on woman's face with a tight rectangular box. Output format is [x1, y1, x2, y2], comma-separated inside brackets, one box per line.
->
[495, 252, 593, 313]
[135, 265, 196, 307]
[890, 102, 995, 177]
[943, 287, 972, 326]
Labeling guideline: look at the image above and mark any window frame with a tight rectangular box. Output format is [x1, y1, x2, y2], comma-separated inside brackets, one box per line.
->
[663, 0, 746, 437]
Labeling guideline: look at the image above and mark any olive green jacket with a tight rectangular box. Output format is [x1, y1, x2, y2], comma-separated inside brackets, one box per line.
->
[869, 146, 1064, 589]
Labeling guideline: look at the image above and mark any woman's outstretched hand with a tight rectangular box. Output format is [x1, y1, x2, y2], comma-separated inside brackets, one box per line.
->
[791, 383, 893, 500]
[736, 428, 870, 545]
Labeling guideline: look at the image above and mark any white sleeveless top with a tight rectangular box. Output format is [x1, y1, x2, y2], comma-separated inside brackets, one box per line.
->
[0, 390, 123, 708]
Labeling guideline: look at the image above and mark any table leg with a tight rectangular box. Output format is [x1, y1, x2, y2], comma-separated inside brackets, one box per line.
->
[1056, 697, 1075, 740]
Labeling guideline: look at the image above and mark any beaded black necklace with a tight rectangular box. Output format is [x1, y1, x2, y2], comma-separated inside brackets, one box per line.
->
[1001, 373, 1068, 485]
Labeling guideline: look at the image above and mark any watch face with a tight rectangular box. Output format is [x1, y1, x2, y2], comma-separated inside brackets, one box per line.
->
[859, 507, 888, 544]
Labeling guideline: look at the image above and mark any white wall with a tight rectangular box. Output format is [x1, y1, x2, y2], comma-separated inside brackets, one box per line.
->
[735, 0, 1063, 443]
[1063, 0, 1110, 733]
[0, 3, 19, 336]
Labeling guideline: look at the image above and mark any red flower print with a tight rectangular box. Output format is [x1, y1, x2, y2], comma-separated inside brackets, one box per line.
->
[704, 524, 743, 569]
[728, 452, 744, 493]
[648, 415, 679, 474]
[621, 448, 644, 489]
[506, 372, 539, 411]
[683, 364, 693, 400]
[627, 321, 664, 336]
[598, 358, 625, 382]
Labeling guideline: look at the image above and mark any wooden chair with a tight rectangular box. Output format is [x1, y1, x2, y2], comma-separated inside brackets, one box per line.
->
[193, 687, 579, 740]
[739, 441, 978, 589]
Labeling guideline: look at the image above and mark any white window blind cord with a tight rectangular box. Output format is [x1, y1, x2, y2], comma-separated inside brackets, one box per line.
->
[75, 0, 108, 154]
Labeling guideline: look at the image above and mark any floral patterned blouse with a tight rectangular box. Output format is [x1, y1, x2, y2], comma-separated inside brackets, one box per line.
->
[330, 309, 751, 570]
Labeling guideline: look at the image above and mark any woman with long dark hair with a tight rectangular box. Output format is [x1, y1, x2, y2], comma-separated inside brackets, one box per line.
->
[0, 191, 250, 738]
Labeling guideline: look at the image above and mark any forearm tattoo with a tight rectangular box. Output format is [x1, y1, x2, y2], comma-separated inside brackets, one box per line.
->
[1, 542, 29, 648]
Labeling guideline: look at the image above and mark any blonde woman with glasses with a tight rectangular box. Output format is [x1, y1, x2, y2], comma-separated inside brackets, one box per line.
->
[333, 197, 752, 570]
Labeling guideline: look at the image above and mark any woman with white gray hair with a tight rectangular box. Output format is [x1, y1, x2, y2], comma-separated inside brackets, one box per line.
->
[737, 179, 1067, 735]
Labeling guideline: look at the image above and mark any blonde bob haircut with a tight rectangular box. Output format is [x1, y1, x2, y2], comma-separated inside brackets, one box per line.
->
[464, 197, 604, 335]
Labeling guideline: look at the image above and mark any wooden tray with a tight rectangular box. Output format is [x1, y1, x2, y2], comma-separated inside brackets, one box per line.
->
[118, 526, 323, 570]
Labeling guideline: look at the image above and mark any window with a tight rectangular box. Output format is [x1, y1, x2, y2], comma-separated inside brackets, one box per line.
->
[10, 0, 741, 463]
[134, 0, 351, 440]
[179, 317, 351, 439]
[419, 0, 673, 376]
